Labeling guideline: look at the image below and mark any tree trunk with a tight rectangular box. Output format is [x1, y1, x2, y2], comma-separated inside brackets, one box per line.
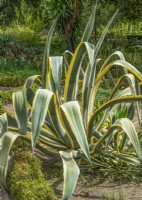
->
[64, 24, 75, 52]
[63, 0, 82, 52]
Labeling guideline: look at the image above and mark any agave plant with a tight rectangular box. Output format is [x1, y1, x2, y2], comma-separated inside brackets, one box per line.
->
[1, 3, 142, 199]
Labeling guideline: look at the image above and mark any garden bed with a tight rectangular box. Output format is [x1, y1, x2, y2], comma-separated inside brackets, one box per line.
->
[40, 157, 142, 200]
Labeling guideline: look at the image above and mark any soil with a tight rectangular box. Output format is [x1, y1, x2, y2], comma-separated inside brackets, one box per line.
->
[71, 181, 142, 200]
[67, 180, 142, 200]
[3, 104, 14, 113]
[0, 87, 15, 91]
[42, 158, 142, 200]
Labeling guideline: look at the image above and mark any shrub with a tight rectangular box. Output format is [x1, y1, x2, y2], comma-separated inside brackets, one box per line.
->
[2, 26, 39, 44]
[0, 70, 40, 87]
[9, 139, 57, 200]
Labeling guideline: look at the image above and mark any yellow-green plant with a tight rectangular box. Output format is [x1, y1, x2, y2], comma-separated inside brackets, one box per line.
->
[1, 3, 142, 200]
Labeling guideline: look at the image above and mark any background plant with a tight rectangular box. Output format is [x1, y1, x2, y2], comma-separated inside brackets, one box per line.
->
[1, 0, 141, 81]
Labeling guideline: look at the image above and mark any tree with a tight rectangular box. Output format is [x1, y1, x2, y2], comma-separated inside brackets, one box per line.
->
[42, 0, 82, 52]
[0, 0, 41, 26]
[98, 0, 142, 21]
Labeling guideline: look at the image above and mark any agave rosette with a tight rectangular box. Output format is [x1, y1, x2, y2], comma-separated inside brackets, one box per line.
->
[1, 3, 142, 199]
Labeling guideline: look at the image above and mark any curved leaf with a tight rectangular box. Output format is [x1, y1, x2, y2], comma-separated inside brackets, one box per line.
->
[95, 74, 139, 131]
[94, 9, 119, 59]
[38, 135, 67, 151]
[82, 58, 101, 127]
[42, 15, 59, 88]
[60, 151, 80, 200]
[63, 50, 73, 75]
[81, 3, 97, 42]
[48, 56, 63, 102]
[7, 112, 18, 131]
[111, 152, 140, 166]
[64, 42, 94, 102]
[24, 75, 41, 89]
[49, 56, 63, 90]
[95, 118, 142, 164]
[88, 95, 142, 138]
[31, 89, 54, 149]
[110, 74, 136, 99]
[60, 101, 90, 161]
[12, 89, 27, 135]
[89, 59, 142, 116]
[0, 113, 7, 138]
[47, 94, 72, 147]
[100, 51, 125, 72]
[95, 60, 142, 86]
[0, 131, 18, 188]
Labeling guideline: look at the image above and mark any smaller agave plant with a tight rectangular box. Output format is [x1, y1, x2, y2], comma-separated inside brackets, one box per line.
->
[1, 3, 142, 200]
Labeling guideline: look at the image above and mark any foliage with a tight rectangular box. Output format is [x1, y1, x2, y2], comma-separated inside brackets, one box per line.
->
[0, 0, 41, 27]
[0, 70, 40, 87]
[0, 105, 5, 115]
[9, 138, 57, 200]
[1, 4, 142, 200]
[1, 26, 39, 43]
[1, 0, 141, 66]
[98, 0, 142, 22]
[95, 87, 112, 104]
[0, 25, 66, 71]
[120, 0, 142, 21]
[0, 32, 43, 60]
[0, 75, 27, 87]
[124, 45, 142, 73]
[41, 0, 82, 52]
[0, 87, 23, 104]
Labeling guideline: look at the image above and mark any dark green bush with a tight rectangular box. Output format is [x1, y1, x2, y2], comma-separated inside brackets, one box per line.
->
[9, 139, 57, 200]
[0, 75, 26, 87]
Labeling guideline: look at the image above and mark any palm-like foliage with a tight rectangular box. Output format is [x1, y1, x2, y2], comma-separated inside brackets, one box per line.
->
[1, 4, 142, 200]
[42, 0, 82, 52]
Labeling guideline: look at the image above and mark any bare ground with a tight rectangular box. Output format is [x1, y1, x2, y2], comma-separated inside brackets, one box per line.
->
[40, 157, 142, 200]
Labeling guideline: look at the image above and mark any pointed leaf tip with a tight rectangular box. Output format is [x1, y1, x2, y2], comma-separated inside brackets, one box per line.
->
[60, 151, 80, 200]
